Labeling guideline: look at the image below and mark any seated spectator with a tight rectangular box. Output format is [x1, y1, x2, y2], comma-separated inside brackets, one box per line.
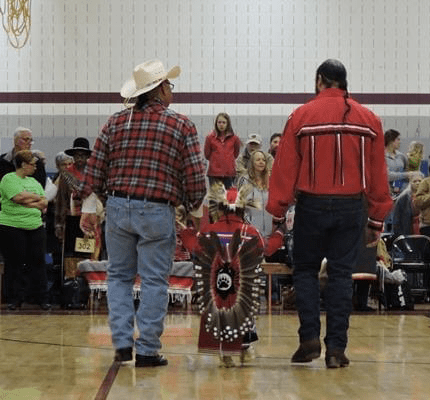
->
[0, 150, 50, 310]
[236, 134, 273, 180]
[393, 171, 424, 237]
[204, 112, 241, 189]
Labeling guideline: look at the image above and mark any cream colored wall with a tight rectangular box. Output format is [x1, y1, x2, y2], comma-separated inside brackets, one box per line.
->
[0, 0, 429, 170]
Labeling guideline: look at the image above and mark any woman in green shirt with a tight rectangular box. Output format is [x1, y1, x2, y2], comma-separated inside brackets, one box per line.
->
[0, 150, 50, 310]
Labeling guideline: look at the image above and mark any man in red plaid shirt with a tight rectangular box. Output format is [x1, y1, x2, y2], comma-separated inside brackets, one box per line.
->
[78, 59, 206, 368]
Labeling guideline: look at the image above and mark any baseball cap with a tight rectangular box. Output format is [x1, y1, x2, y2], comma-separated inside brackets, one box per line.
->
[247, 133, 262, 145]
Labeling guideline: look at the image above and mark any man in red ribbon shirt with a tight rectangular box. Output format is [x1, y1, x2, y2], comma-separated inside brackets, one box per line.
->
[267, 59, 392, 368]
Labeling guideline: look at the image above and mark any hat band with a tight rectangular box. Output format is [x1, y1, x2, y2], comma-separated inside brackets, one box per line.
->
[137, 77, 163, 90]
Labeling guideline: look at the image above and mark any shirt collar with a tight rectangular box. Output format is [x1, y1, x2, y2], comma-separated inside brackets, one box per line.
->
[316, 87, 346, 99]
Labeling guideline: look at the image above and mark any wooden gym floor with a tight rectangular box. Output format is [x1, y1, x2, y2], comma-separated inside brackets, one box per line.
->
[1, 303, 430, 400]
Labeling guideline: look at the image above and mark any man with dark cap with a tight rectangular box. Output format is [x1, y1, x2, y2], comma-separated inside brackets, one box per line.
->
[55, 137, 99, 278]
[236, 133, 274, 180]
[267, 59, 392, 368]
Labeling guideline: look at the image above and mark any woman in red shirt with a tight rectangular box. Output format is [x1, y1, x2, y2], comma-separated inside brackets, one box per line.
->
[204, 113, 241, 189]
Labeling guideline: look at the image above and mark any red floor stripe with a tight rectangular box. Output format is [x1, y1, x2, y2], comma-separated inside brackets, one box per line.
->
[94, 361, 121, 400]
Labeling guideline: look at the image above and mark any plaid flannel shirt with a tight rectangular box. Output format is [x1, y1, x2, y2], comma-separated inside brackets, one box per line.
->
[79, 100, 206, 211]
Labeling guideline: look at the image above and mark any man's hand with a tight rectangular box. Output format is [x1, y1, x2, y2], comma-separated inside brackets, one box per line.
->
[366, 226, 381, 247]
[80, 213, 98, 238]
[264, 230, 284, 257]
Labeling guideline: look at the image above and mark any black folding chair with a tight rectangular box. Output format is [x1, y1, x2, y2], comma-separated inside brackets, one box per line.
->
[391, 234, 430, 302]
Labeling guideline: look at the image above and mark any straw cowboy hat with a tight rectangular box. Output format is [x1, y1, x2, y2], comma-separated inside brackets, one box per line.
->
[120, 59, 181, 99]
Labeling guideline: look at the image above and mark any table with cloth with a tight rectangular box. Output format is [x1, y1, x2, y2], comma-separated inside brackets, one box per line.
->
[78, 259, 195, 307]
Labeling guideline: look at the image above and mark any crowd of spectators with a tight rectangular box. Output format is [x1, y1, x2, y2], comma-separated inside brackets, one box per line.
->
[384, 129, 428, 238]
[0, 131, 105, 309]
[0, 120, 427, 312]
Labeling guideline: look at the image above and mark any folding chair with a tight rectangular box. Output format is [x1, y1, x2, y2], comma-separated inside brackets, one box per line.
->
[381, 232, 396, 253]
[352, 244, 381, 311]
[391, 234, 430, 303]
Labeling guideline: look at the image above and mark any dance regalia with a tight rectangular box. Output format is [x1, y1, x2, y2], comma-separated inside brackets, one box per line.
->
[184, 214, 265, 355]
[59, 165, 103, 261]
[181, 183, 284, 359]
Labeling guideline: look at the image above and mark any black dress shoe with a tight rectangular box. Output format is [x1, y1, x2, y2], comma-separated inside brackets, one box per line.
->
[135, 354, 168, 367]
[291, 338, 321, 363]
[114, 347, 133, 362]
[7, 303, 17, 311]
[325, 349, 350, 368]
[40, 303, 52, 311]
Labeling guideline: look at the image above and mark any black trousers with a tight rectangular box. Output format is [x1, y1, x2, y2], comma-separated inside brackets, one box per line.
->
[0, 225, 48, 305]
[293, 194, 365, 351]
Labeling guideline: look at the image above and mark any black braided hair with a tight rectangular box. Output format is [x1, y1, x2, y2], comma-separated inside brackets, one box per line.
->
[342, 91, 351, 123]
[316, 59, 350, 122]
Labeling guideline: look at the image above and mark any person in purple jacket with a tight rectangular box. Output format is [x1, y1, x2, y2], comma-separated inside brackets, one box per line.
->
[204, 112, 241, 189]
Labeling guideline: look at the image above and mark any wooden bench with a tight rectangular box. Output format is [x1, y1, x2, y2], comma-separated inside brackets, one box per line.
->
[261, 262, 293, 313]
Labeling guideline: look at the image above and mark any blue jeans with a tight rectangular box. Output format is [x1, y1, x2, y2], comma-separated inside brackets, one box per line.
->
[105, 196, 176, 356]
[293, 194, 365, 351]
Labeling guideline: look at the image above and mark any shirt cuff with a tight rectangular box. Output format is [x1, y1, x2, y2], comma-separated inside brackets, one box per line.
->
[368, 217, 384, 231]
[81, 192, 98, 213]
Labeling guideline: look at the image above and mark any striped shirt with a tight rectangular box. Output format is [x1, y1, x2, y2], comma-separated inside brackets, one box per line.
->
[79, 99, 206, 211]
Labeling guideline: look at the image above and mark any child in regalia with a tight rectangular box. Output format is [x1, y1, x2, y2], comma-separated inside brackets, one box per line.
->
[180, 182, 283, 367]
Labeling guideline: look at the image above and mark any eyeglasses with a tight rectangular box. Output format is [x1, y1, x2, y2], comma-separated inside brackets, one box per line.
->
[165, 81, 174, 91]
[20, 137, 34, 144]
